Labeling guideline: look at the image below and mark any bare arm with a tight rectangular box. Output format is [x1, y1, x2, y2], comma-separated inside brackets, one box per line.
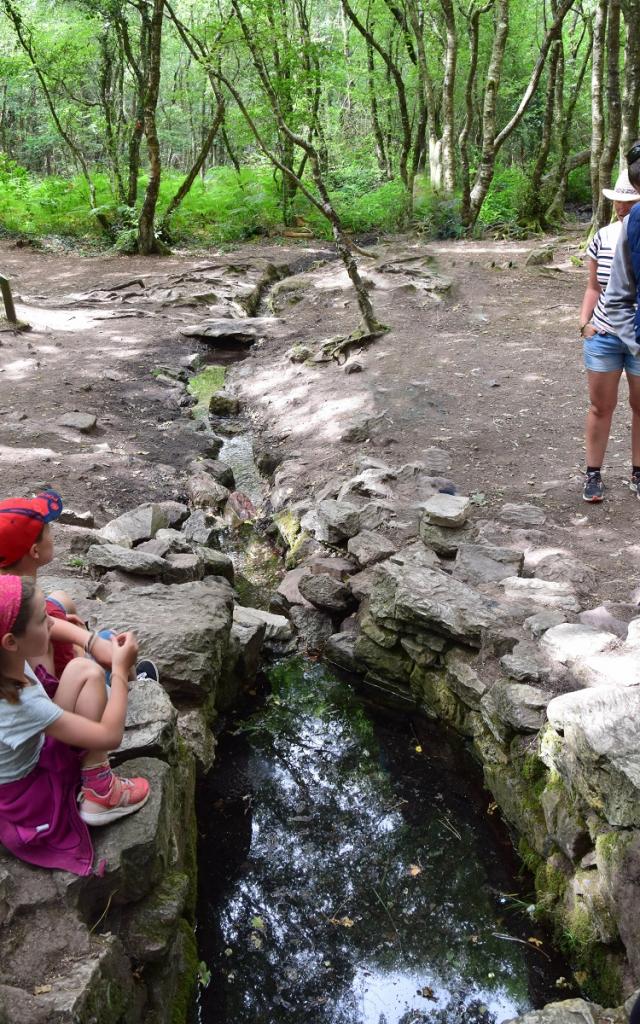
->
[48, 618, 113, 667]
[579, 258, 600, 336]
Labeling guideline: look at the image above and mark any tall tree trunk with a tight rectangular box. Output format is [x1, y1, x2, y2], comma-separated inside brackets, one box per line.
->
[594, 0, 621, 229]
[439, 0, 457, 192]
[590, 0, 608, 215]
[545, 29, 592, 222]
[527, 13, 562, 225]
[467, 0, 510, 225]
[621, 0, 640, 158]
[137, 0, 165, 255]
[459, 1, 494, 226]
[366, 36, 391, 178]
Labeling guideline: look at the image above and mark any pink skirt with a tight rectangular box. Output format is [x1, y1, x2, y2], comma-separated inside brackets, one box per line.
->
[0, 736, 94, 876]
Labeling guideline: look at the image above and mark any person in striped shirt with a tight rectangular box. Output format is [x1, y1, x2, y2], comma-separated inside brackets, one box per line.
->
[579, 169, 640, 502]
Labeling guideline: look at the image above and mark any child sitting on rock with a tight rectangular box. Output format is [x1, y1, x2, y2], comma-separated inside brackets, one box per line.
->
[0, 490, 156, 685]
[0, 575, 149, 875]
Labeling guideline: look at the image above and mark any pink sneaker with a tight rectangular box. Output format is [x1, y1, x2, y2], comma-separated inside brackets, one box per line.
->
[78, 773, 150, 826]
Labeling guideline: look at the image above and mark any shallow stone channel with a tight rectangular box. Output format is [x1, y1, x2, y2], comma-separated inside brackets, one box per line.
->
[194, 658, 574, 1024]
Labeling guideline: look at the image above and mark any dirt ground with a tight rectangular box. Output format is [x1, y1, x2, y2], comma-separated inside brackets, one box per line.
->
[0, 228, 637, 605]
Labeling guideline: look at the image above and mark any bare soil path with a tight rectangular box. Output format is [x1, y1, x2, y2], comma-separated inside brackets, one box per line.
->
[0, 230, 635, 605]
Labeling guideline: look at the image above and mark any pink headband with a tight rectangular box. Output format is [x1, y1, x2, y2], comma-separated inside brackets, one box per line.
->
[0, 576, 23, 638]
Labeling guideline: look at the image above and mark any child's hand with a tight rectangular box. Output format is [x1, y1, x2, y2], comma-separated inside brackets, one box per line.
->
[111, 631, 139, 674]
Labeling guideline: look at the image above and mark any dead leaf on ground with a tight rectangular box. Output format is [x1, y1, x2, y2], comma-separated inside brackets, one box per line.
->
[407, 864, 423, 877]
[328, 915, 354, 928]
[33, 985, 52, 995]
[487, 801, 498, 815]
[528, 937, 544, 948]
[418, 984, 436, 1000]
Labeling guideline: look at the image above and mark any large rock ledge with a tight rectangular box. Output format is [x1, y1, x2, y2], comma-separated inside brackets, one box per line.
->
[266, 453, 640, 1019]
[0, 554, 266, 1023]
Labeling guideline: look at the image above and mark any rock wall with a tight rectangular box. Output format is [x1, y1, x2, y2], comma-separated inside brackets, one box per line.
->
[0, 497, 279, 1024]
[266, 453, 640, 1015]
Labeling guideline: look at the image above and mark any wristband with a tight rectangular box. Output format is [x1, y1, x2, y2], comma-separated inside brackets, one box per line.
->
[84, 630, 98, 655]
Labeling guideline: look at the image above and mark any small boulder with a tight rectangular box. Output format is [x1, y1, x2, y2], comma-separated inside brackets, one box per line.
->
[58, 412, 97, 433]
[325, 632, 358, 671]
[422, 493, 470, 528]
[186, 472, 230, 510]
[298, 572, 352, 614]
[525, 246, 554, 266]
[182, 509, 221, 547]
[59, 508, 94, 528]
[485, 680, 552, 733]
[114, 680, 177, 765]
[303, 499, 361, 543]
[500, 503, 546, 526]
[189, 458, 235, 490]
[198, 547, 235, 583]
[208, 392, 240, 416]
[99, 504, 168, 548]
[347, 530, 397, 568]
[87, 543, 168, 578]
[162, 552, 205, 584]
[453, 543, 524, 585]
[289, 605, 334, 651]
[233, 605, 293, 642]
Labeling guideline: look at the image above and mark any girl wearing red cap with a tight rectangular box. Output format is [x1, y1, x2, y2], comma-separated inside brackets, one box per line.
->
[0, 575, 149, 875]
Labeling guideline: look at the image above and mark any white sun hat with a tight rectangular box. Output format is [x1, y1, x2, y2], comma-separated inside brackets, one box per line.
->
[602, 169, 640, 202]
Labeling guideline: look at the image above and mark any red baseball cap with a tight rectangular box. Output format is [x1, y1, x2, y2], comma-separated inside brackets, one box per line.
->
[0, 490, 63, 567]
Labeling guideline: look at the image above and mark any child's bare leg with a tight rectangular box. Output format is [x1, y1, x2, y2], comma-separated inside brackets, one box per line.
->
[53, 658, 110, 768]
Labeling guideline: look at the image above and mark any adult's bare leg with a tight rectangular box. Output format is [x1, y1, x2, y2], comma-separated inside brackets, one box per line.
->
[585, 369, 622, 467]
[627, 372, 640, 468]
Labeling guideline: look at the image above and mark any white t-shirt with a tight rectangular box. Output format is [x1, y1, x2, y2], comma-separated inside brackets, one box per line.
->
[587, 221, 623, 335]
[0, 664, 63, 783]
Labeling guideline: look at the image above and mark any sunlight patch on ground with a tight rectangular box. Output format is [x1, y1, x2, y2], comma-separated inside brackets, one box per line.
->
[3, 357, 39, 380]
[16, 304, 102, 333]
[286, 394, 368, 440]
[0, 443, 58, 462]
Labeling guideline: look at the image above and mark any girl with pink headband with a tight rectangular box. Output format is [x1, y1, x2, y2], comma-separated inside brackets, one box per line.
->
[0, 575, 150, 875]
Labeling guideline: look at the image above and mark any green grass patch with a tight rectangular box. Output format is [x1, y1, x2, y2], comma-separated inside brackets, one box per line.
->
[187, 365, 226, 417]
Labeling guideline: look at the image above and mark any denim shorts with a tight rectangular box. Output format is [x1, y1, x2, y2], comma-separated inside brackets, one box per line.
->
[583, 332, 640, 376]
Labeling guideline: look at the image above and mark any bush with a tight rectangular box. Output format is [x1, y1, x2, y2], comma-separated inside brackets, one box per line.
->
[413, 180, 464, 239]
[479, 165, 531, 226]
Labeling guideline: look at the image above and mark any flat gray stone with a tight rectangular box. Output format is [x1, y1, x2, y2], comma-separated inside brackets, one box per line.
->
[157, 500, 189, 528]
[347, 530, 397, 568]
[198, 547, 235, 583]
[289, 605, 336, 651]
[500, 640, 551, 683]
[233, 604, 293, 642]
[162, 551, 204, 584]
[114, 680, 177, 764]
[179, 318, 270, 342]
[444, 648, 487, 709]
[87, 543, 168, 578]
[502, 998, 611, 1024]
[302, 499, 361, 543]
[485, 680, 552, 733]
[59, 508, 94, 528]
[99, 504, 168, 548]
[177, 708, 216, 775]
[541, 623, 618, 663]
[392, 566, 511, 647]
[100, 579, 233, 701]
[181, 509, 221, 547]
[325, 632, 358, 671]
[419, 519, 467, 556]
[58, 412, 97, 433]
[500, 503, 546, 526]
[524, 608, 568, 638]
[500, 577, 581, 612]
[422, 493, 470, 527]
[298, 572, 352, 613]
[453, 543, 524, 585]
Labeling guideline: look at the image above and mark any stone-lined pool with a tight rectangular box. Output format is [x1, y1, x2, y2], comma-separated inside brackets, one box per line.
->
[195, 658, 574, 1024]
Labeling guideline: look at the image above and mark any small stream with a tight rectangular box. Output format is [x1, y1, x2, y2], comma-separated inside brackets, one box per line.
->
[194, 659, 574, 1024]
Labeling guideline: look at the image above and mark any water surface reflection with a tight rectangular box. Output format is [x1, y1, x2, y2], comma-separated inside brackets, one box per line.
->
[196, 658, 573, 1024]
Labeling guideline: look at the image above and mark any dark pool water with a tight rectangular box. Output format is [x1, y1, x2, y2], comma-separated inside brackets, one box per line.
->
[195, 658, 574, 1024]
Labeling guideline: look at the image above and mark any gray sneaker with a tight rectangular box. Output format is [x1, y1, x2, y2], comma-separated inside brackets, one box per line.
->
[583, 471, 604, 503]
[630, 471, 640, 496]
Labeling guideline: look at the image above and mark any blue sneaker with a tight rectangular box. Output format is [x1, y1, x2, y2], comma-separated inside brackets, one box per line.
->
[583, 471, 604, 503]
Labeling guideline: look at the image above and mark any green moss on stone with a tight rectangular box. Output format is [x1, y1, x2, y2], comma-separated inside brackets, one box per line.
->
[273, 508, 301, 550]
[187, 365, 226, 417]
[170, 919, 200, 1024]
